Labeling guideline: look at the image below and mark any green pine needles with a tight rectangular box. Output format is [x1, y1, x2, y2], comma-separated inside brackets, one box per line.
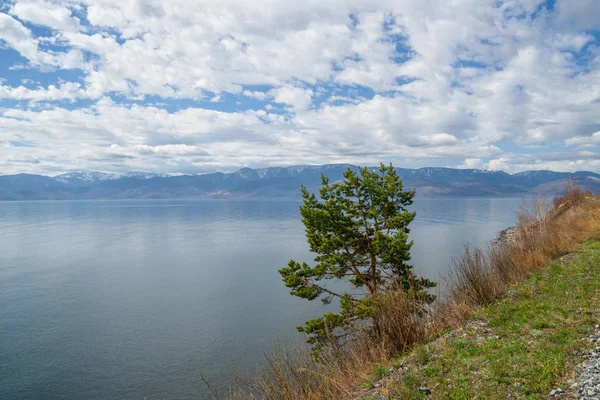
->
[279, 164, 435, 346]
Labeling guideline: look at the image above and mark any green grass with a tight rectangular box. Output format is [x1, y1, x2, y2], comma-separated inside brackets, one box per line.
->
[372, 239, 600, 399]
[361, 364, 389, 389]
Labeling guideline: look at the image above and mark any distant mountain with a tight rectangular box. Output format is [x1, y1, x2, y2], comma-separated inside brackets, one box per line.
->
[54, 172, 119, 186]
[0, 174, 65, 193]
[53, 171, 171, 187]
[529, 176, 600, 196]
[0, 166, 598, 200]
[119, 172, 172, 180]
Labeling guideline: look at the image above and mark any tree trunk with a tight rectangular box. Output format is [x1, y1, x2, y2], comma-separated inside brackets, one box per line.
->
[369, 252, 377, 294]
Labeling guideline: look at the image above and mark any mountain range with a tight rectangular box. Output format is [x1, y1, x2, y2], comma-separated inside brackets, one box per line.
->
[0, 165, 598, 200]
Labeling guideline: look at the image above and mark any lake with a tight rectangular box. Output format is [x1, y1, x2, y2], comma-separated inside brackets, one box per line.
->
[0, 198, 524, 399]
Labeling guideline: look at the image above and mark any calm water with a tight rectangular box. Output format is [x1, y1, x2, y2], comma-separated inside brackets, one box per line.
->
[0, 198, 523, 399]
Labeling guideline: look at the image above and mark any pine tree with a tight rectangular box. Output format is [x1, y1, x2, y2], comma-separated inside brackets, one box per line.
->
[279, 164, 435, 345]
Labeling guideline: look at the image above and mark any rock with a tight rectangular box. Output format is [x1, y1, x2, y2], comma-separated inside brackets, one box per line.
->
[569, 325, 600, 400]
[505, 290, 519, 300]
[530, 329, 544, 337]
[495, 227, 517, 244]
[418, 387, 431, 395]
[549, 389, 557, 396]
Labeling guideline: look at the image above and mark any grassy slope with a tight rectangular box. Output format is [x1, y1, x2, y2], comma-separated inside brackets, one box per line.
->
[362, 239, 600, 399]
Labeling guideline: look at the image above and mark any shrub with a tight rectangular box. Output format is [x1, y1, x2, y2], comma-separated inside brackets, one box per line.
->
[553, 178, 592, 209]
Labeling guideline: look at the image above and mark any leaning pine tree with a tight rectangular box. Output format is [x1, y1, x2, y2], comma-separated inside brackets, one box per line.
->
[279, 164, 435, 346]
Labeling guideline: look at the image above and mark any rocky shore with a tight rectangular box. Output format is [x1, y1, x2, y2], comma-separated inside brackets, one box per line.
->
[495, 226, 517, 244]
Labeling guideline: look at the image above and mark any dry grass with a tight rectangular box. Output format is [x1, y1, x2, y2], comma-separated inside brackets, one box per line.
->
[447, 246, 504, 306]
[553, 178, 592, 208]
[443, 194, 600, 324]
[216, 190, 600, 400]
[210, 337, 392, 400]
[374, 288, 430, 356]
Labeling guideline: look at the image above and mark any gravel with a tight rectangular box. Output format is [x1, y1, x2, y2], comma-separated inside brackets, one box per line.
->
[553, 324, 600, 399]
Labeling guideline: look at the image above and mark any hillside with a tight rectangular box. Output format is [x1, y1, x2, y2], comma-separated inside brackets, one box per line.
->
[222, 195, 600, 400]
[0, 165, 598, 200]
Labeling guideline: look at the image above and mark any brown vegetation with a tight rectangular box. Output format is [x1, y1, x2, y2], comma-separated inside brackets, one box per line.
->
[214, 186, 600, 400]
[553, 178, 593, 209]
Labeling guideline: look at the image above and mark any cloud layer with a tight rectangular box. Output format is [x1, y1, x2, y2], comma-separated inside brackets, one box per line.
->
[0, 0, 599, 175]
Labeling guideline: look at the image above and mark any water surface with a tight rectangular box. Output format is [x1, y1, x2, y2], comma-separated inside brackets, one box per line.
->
[0, 198, 523, 399]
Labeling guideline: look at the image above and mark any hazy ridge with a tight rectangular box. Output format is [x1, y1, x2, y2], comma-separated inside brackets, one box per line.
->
[0, 165, 598, 200]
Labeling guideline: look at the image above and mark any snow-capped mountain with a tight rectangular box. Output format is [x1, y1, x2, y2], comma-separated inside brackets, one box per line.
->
[0, 165, 598, 200]
[233, 164, 356, 180]
[119, 172, 171, 180]
[54, 172, 119, 185]
[53, 171, 171, 186]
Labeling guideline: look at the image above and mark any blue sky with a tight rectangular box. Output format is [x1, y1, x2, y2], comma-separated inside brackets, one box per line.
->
[0, 0, 599, 175]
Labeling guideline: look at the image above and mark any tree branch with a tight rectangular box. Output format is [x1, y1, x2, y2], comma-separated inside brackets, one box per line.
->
[303, 278, 358, 302]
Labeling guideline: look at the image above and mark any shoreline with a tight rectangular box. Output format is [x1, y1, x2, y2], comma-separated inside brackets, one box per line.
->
[494, 226, 517, 244]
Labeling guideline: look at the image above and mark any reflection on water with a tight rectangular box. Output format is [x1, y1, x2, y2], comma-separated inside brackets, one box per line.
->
[0, 198, 523, 399]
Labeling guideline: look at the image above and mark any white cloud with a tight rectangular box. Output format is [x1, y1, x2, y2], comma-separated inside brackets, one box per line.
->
[412, 133, 459, 147]
[484, 149, 600, 173]
[551, 33, 594, 52]
[0, 99, 503, 174]
[459, 158, 485, 169]
[0, 0, 599, 174]
[0, 13, 39, 61]
[0, 82, 94, 101]
[565, 131, 600, 147]
[10, 0, 80, 32]
[243, 90, 270, 101]
[269, 86, 313, 112]
[554, 0, 600, 30]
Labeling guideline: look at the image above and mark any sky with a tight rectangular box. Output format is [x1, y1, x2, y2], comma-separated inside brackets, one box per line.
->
[0, 0, 599, 176]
